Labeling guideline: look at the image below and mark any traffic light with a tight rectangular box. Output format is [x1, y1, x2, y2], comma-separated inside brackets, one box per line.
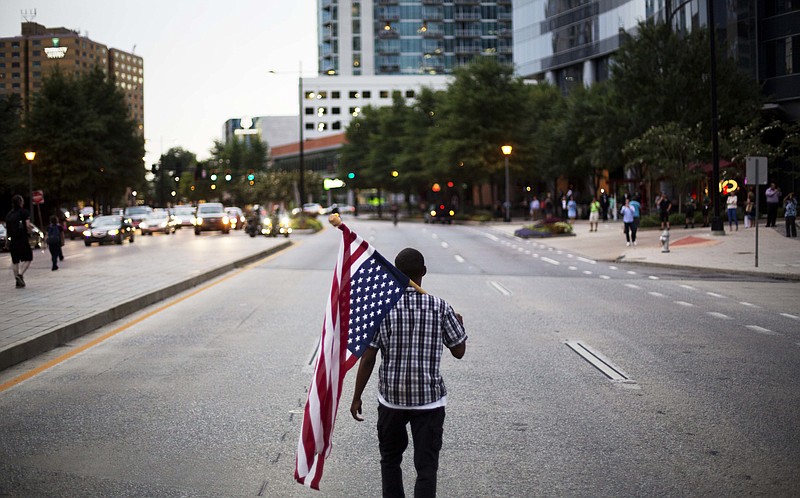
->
[432, 183, 441, 193]
[348, 172, 356, 179]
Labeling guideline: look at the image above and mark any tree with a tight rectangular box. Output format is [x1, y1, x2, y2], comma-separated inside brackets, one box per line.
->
[0, 94, 25, 204]
[156, 147, 197, 206]
[22, 65, 144, 213]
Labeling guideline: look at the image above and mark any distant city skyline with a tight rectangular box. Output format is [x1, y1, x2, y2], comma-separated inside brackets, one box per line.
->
[0, 0, 318, 166]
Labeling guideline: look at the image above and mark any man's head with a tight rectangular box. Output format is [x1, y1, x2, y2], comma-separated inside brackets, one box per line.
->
[11, 194, 23, 208]
[395, 247, 426, 284]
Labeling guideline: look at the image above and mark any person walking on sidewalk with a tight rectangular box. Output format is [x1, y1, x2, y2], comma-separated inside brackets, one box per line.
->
[350, 247, 467, 498]
[726, 192, 739, 231]
[567, 195, 577, 225]
[656, 192, 672, 230]
[684, 196, 696, 229]
[784, 192, 797, 237]
[630, 195, 642, 229]
[46, 215, 65, 271]
[765, 183, 782, 227]
[620, 198, 637, 246]
[4, 194, 34, 288]
[744, 196, 755, 229]
[588, 197, 600, 231]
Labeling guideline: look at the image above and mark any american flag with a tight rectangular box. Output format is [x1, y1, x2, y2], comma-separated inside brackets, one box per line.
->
[295, 222, 409, 490]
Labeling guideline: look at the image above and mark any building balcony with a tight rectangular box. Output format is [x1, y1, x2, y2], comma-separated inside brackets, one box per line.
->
[378, 0, 398, 4]
[377, 47, 400, 55]
[455, 29, 481, 37]
[499, 45, 513, 54]
[378, 64, 400, 73]
[422, 0, 443, 4]
[422, 29, 445, 38]
[498, 28, 512, 37]
[454, 12, 481, 21]
[421, 12, 444, 21]
[497, 12, 512, 21]
[379, 13, 400, 21]
[455, 45, 481, 54]
[378, 29, 400, 38]
[454, 0, 479, 4]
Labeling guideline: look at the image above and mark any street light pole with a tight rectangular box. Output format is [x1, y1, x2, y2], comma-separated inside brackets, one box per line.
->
[298, 62, 305, 206]
[501, 145, 512, 222]
[24, 151, 35, 216]
[707, 0, 724, 234]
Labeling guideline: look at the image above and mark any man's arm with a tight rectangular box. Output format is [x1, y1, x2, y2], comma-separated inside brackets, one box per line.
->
[350, 347, 377, 422]
[447, 312, 466, 359]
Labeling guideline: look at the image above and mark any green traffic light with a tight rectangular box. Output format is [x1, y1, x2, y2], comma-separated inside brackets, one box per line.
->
[348, 172, 355, 179]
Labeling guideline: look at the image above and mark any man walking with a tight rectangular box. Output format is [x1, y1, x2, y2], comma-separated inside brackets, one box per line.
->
[656, 192, 672, 230]
[5, 194, 34, 288]
[350, 247, 467, 498]
[765, 183, 782, 227]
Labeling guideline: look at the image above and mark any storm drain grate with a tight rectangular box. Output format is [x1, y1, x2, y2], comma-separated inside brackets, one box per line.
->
[565, 341, 634, 383]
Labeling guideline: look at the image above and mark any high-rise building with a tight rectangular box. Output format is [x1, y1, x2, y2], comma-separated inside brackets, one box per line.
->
[303, 0, 514, 141]
[513, 1, 799, 120]
[319, 0, 513, 76]
[0, 22, 144, 133]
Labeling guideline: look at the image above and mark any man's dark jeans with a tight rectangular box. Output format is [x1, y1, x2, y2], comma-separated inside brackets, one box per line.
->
[377, 404, 445, 498]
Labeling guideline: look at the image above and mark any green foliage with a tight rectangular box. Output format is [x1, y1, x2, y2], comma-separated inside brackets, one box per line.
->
[0, 94, 24, 194]
[290, 214, 322, 231]
[18, 66, 144, 211]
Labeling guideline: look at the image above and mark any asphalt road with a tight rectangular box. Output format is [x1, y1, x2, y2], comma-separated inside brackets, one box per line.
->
[1, 219, 798, 497]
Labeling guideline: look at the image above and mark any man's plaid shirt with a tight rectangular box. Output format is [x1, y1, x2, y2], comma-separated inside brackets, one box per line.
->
[369, 287, 467, 407]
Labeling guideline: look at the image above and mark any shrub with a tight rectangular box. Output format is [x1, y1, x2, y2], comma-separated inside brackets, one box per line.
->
[291, 215, 323, 232]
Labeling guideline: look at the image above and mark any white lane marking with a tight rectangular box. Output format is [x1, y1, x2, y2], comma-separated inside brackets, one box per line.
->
[577, 257, 596, 264]
[600, 275, 611, 280]
[524, 250, 531, 255]
[740, 302, 758, 308]
[648, 276, 660, 280]
[746, 325, 778, 336]
[648, 292, 665, 298]
[564, 341, 632, 383]
[431, 233, 439, 239]
[454, 254, 465, 263]
[675, 301, 694, 307]
[781, 313, 799, 320]
[680, 284, 696, 290]
[489, 280, 512, 296]
[707, 312, 732, 320]
[609, 266, 618, 270]
[556, 250, 564, 255]
[532, 253, 540, 258]
[625, 284, 641, 290]
[541, 257, 560, 265]
[485, 234, 500, 242]
[627, 271, 637, 275]
[441, 242, 449, 249]
[582, 270, 593, 275]
[745, 325, 778, 335]
[568, 266, 577, 271]
[706, 292, 726, 298]
[517, 247, 525, 252]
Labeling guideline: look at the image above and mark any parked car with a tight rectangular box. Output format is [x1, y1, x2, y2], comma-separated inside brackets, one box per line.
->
[65, 215, 89, 240]
[424, 204, 455, 224]
[124, 206, 154, 229]
[193, 203, 230, 235]
[0, 222, 45, 249]
[292, 203, 324, 216]
[83, 215, 135, 246]
[172, 205, 196, 228]
[139, 211, 176, 235]
[225, 207, 246, 230]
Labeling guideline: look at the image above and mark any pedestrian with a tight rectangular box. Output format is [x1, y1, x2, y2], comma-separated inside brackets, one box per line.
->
[350, 247, 467, 498]
[566, 195, 577, 224]
[599, 190, 609, 222]
[46, 215, 65, 271]
[5, 194, 34, 288]
[702, 193, 712, 227]
[630, 195, 642, 229]
[784, 192, 797, 237]
[726, 192, 739, 231]
[560, 195, 567, 219]
[656, 192, 672, 230]
[744, 196, 754, 229]
[620, 198, 637, 246]
[684, 196, 696, 229]
[588, 197, 600, 232]
[542, 193, 553, 219]
[765, 182, 782, 227]
[529, 196, 540, 221]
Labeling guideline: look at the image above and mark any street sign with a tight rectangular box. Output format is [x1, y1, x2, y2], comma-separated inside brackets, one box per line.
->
[745, 156, 767, 185]
[32, 190, 44, 205]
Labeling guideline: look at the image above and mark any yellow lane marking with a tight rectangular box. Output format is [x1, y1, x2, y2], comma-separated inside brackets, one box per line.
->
[0, 246, 291, 393]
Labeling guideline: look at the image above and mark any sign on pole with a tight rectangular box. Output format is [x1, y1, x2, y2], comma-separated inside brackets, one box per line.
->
[745, 156, 767, 268]
[32, 190, 44, 205]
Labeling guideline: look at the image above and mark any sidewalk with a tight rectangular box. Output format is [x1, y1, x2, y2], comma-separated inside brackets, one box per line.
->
[488, 218, 800, 280]
[0, 235, 292, 371]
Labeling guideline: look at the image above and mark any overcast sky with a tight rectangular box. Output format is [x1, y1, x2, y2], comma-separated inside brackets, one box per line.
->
[1, 0, 318, 165]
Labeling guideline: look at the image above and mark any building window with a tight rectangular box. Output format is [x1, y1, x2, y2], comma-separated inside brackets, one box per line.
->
[32, 50, 40, 56]
[32, 40, 40, 46]
[306, 122, 315, 130]
[349, 91, 360, 98]
[405, 90, 415, 98]
[317, 107, 327, 116]
[305, 107, 314, 115]
[12, 52, 20, 58]
[32, 61, 40, 66]
[11, 72, 20, 79]
[332, 107, 341, 114]
[350, 106, 361, 117]
[332, 121, 341, 130]
[11, 42, 20, 48]
[317, 122, 327, 131]
[332, 91, 340, 98]
[380, 90, 389, 98]
[11, 62, 19, 68]
[362, 91, 371, 98]
[12, 82, 20, 88]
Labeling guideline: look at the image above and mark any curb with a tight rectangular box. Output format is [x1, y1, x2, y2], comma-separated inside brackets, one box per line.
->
[0, 241, 292, 371]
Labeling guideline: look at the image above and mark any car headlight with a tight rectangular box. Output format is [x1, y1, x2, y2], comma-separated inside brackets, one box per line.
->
[82, 229, 91, 237]
[430, 210, 437, 217]
[280, 216, 290, 225]
[448, 210, 455, 216]
[140, 222, 149, 229]
[222, 215, 229, 224]
[196, 217, 203, 225]
[108, 229, 119, 236]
